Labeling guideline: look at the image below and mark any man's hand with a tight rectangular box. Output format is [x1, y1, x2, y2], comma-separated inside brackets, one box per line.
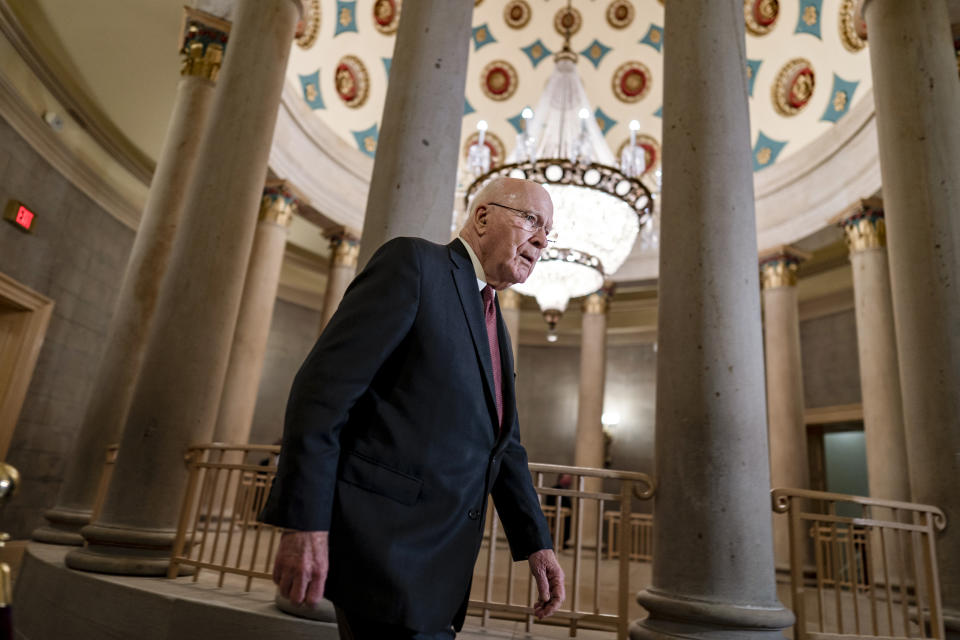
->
[528, 548, 565, 619]
[273, 530, 329, 606]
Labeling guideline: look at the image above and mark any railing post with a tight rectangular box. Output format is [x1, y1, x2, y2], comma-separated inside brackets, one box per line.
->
[168, 447, 204, 579]
[618, 481, 631, 640]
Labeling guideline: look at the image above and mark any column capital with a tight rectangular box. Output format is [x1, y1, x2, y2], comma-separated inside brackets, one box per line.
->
[833, 197, 886, 253]
[759, 246, 811, 289]
[259, 180, 300, 228]
[582, 281, 615, 314]
[179, 8, 231, 81]
[324, 228, 361, 268]
[499, 288, 522, 310]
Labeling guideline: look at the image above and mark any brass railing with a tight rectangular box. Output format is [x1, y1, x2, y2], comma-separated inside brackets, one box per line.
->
[772, 488, 947, 640]
[168, 444, 283, 587]
[469, 463, 655, 640]
[166, 444, 655, 638]
[604, 512, 653, 562]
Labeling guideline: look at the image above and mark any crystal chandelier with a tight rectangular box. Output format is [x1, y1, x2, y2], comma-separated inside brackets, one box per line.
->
[464, 13, 653, 334]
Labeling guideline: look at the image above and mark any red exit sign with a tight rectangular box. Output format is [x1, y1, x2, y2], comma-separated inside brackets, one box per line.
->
[4, 200, 36, 233]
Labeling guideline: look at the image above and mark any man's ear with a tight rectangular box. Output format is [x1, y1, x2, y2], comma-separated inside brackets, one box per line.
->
[474, 204, 489, 235]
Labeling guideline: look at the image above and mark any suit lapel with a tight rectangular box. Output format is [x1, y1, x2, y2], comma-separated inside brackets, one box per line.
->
[449, 241, 499, 429]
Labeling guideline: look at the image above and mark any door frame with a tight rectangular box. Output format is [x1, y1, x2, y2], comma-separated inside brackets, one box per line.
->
[0, 272, 53, 460]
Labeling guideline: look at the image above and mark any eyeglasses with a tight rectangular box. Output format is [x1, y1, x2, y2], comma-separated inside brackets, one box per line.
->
[488, 202, 558, 243]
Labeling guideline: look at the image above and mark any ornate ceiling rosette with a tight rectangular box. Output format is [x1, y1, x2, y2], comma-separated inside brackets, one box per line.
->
[839, 0, 867, 52]
[612, 61, 652, 103]
[481, 60, 519, 101]
[334, 55, 370, 108]
[504, 0, 531, 29]
[744, 0, 779, 36]
[606, 0, 635, 29]
[463, 131, 505, 168]
[772, 58, 815, 116]
[554, 7, 582, 37]
[372, 0, 401, 35]
[295, 0, 321, 49]
[617, 134, 661, 175]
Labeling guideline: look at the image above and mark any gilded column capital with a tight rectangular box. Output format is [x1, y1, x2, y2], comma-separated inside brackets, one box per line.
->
[259, 181, 299, 228]
[759, 246, 811, 289]
[179, 8, 231, 81]
[325, 228, 361, 268]
[499, 288, 522, 310]
[835, 198, 886, 253]
[582, 281, 615, 314]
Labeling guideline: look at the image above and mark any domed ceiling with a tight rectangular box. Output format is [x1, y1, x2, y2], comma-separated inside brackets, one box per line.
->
[286, 0, 872, 180]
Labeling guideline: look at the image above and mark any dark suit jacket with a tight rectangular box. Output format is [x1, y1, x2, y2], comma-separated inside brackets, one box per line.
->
[261, 237, 553, 632]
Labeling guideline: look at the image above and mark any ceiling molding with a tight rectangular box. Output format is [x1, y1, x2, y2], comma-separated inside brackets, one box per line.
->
[754, 88, 881, 249]
[268, 81, 372, 231]
[0, 65, 142, 229]
[0, 0, 155, 185]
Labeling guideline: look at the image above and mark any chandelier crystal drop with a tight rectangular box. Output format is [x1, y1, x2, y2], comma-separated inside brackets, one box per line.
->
[465, 35, 653, 330]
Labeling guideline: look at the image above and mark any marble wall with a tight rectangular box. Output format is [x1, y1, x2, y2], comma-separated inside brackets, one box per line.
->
[0, 117, 134, 538]
[248, 298, 321, 446]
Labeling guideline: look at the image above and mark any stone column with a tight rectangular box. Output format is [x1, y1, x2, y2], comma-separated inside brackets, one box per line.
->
[319, 229, 359, 332]
[863, 1, 960, 630]
[212, 181, 298, 447]
[631, 0, 793, 637]
[66, 0, 302, 575]
[759, 246, 811, 572]
[499, 289, 522, 365]
[573, 287, 611, 548]
[32, 8, 229, 546]
[835, 200, 911, 504]
[356, 0, 474, 269]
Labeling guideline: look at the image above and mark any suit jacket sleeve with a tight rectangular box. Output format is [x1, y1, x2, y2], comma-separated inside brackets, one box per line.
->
[260, 238, 421, 532]
[490, 384, 554, 561]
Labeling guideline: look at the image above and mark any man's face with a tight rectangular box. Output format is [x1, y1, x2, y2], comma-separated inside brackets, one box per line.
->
[477, 183, 554, 289]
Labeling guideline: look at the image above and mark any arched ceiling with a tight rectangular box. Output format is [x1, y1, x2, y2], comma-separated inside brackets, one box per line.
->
[287, 0, 873, 179]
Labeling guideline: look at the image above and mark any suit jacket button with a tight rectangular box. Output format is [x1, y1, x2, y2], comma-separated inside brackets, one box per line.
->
[468, 509, 480, 520]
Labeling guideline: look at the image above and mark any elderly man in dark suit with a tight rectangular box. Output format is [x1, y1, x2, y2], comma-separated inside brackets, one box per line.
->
[261, 176, 565, 639]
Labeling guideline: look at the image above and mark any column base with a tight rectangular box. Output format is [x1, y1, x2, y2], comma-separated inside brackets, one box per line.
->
[31, 506, 91, 545]
[631, 588, 794, 640]
[65, 522, 193, 577]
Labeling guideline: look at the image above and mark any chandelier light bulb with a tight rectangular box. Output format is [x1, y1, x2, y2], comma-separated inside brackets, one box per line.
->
[521, 107, 534, 120]
[578, 108, 590, 120]
[476, 119, 487, 145]
[546, 332, 558, 343]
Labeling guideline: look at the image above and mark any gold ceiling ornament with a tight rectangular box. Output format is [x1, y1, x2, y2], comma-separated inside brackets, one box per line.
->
[554, 6, 582, 37]
[744, 0, 779, 36]
[758, 247, 810, 289]
[504, 0, 531, 29]
[612, 61, 652, 103]
[260, 181, 300, 228]
[841, 0, 868, 52]
[462, 130, 505, 168]
[296, 0, 321, 49]
[606, 0, 635, 29]
[772, 58, 815, 116]
[475, 0, 483, 5]
[582, 282, 614, 314]
[833, 198, 885, 253]
[372, 0, 401, 35]
[178, 8, 231, 82]
[616, 134, 660, 174]
[326, 228, 362, 267]
[334, 55, 370, 108]
[480, 60, 519, 101]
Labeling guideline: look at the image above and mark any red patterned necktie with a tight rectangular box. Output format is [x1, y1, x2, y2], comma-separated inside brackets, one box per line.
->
[481, 285, 503, 430]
